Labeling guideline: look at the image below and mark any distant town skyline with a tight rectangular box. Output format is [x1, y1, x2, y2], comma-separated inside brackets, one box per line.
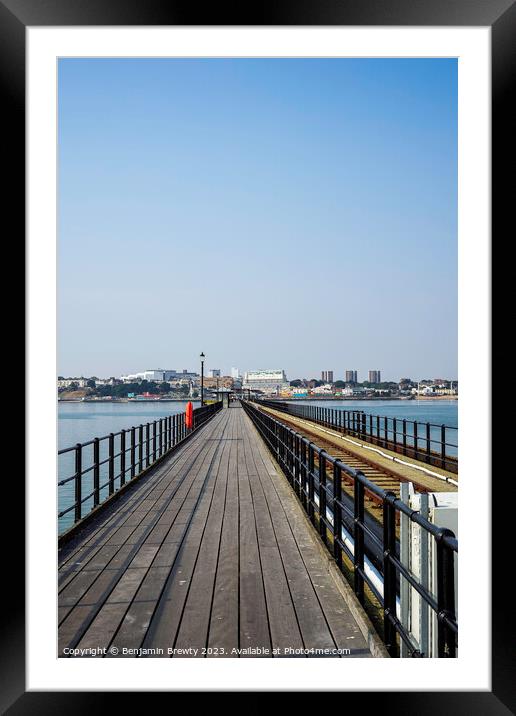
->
[59, 58, 457, 380]
[58, 364, 457, 383]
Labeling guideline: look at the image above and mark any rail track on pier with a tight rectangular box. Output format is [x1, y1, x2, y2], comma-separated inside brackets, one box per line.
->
[255, 403, 458, 524]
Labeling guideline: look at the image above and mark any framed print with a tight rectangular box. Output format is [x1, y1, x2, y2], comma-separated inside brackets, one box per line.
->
[3, 0, 512, 709]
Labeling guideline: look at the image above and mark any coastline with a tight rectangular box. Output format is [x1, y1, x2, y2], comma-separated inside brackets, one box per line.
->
[58, 398, 198, 403]
[58, 395, 458, 404]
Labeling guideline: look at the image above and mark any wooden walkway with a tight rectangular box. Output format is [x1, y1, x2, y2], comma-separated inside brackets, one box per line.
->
[58, 406, 373, 658]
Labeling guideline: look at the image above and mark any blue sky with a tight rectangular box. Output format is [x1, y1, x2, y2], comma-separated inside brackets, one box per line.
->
[58, 58, 457, 382]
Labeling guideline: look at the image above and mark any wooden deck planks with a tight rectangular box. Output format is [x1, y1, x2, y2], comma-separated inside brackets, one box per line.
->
[207, 414, 240, 656]
[59, 412, 230, 650]
[58, 405, 374, 658]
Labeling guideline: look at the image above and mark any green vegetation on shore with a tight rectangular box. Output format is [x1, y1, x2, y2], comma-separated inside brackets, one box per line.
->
[60, 380, 198, 400]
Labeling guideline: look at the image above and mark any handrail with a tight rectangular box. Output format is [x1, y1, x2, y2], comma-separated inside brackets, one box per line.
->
[257, 398, 458, 473]
[58, 401, 223, 533]
[242, 399, 458, 658]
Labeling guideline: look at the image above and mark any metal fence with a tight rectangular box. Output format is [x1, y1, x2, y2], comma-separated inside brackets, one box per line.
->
[58, 401, 222, 536]
[257, 399, 458, 473]
[242, 400, 458, 658]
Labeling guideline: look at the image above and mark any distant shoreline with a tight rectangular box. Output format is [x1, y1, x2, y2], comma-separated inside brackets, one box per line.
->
[58, 398, 200, 403]
[59, 395, 457, 404]
[283, 396, 457, 402]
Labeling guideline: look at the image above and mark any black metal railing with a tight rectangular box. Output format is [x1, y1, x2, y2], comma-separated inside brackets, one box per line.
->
[257, 399, 458, 473]
[242, 400, 458, 658]
[58, 401, 222, 535]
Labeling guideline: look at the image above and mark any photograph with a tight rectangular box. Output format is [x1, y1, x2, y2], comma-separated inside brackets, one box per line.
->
[4, 2, 508, 704]
[56, 56, 459, 660]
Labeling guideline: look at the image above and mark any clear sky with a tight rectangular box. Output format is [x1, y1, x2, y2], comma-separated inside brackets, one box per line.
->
[58, 58, 457, 382]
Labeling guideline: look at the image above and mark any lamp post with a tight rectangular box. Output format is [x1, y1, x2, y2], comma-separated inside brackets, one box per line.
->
[200, 352, 205, 406]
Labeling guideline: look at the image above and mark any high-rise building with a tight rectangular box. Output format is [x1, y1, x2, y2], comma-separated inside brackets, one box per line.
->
[231, 367, 240, 379]
[368, 370, 381, 384]
[321, 370, 334, 383]
[345, 370, 358, 383]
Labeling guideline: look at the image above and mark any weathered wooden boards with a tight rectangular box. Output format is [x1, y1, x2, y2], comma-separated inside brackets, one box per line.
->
[58, 406, 373, 658]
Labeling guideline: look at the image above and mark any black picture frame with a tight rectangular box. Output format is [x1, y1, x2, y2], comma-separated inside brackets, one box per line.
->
[4, 0, 511, 710]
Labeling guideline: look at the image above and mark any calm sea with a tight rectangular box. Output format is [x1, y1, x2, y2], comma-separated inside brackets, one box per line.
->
[57, 398, 457, 534]
[58, 400, 199, 450]
[58, 400, 198, 533]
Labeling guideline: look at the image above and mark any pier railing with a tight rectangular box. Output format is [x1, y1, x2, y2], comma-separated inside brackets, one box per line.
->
[257, 399, 458, 473]
[242, 400, 458, 658]
[58, 401, 222, 537]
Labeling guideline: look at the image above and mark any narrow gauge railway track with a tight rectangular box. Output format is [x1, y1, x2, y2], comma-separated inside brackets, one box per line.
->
[249, 403, 458, 599]
[257, 406, 457, 522]
[248, 404, 398, 578]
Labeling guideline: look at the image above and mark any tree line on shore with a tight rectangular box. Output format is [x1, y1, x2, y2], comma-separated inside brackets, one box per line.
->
[63, 380, 199, 399]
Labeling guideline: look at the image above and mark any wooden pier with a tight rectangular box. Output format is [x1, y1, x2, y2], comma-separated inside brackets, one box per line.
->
[58, 405, 377, 658]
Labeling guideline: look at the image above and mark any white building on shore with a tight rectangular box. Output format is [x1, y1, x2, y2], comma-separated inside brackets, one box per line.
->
[120, 369, 198, 383]
[243, 369, 289, 395]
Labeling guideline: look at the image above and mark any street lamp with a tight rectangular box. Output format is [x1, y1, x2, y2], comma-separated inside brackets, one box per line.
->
[200, 352, 205, 406]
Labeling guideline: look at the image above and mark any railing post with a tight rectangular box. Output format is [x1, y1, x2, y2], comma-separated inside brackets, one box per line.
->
[319, 451, 327, 544]
[108, 433, 115, 495]
[333, 462, 342, 568]
[361, 412, 366, 438]
[74, 443, 82, 523]
[290, 431, 295, 482]
[393, 418, 397, 452]
[308, 444, 315, 524]
[146, 423, 150, 467]
[285, 429, 291, 483]
[294, 434, 300, 496]
[419, 493, 430, 656]
[130, 427, 136, 478]
[441, 425, 446, 469]
[300, 439, 307, 510]
[383, 492, 398, 656]
[426, 422, 431, 463]
[400, 482, 410, 657]
[93, 437, 100, 508]
[139, 424, 143, 473]
[153, 421, 157, 459]
[384, 416, 388, 447]
[159, 418, 163, 457]
[437, 530, 457, 657]
[413, 422, 419, 461]
[353, 472, 365, 603]
[120, 430, 126, 486]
